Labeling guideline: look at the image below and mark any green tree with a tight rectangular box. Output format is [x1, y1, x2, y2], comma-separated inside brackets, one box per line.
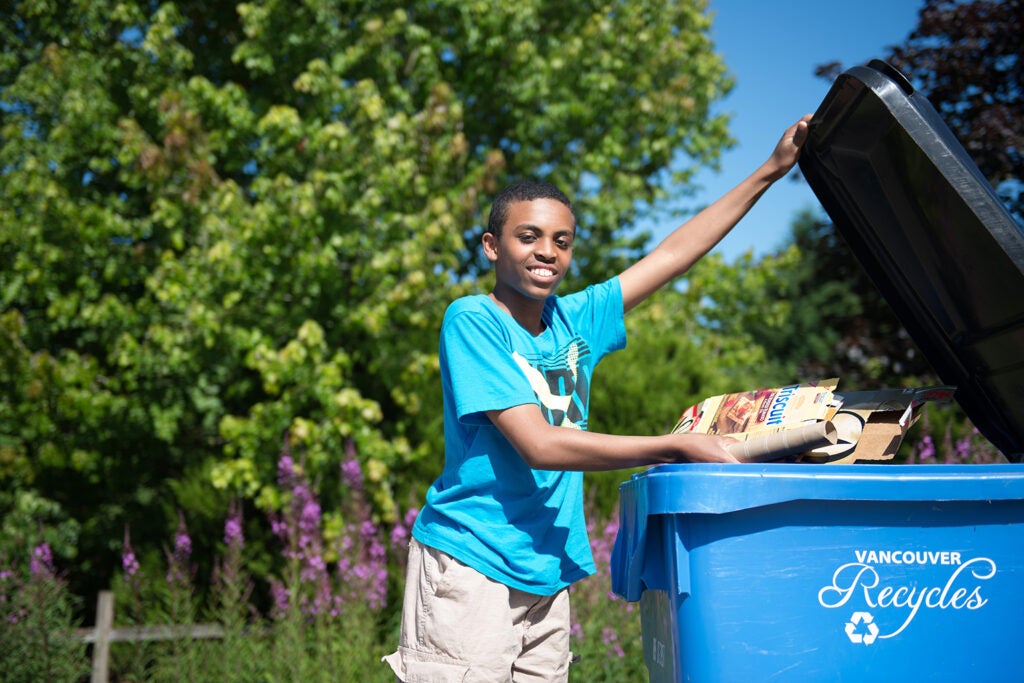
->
[590, 252, 796, 438]
[1, 0, 734, 601]
[586, 253, 790, 513]
[753, 211, 933, 389]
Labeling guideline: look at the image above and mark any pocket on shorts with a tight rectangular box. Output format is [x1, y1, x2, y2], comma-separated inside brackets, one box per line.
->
[383, 646, 470, 683]
[421, 542, 469, 599]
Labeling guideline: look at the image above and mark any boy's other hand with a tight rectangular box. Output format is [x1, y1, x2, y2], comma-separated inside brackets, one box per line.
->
[764, 113, 813, 182]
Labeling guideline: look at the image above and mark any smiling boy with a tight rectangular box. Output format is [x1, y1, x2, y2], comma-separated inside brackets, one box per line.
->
[384, 115, 811, 682]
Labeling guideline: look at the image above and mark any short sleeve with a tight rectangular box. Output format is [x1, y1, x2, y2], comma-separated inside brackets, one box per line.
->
[440, 306, 538, 425]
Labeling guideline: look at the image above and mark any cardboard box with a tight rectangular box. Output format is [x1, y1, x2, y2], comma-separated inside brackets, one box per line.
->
[672, 382, 956, 463]
[804, 386, 957, 463]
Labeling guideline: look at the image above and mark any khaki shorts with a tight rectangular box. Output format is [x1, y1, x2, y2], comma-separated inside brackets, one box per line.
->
[383, 538, 573, 682]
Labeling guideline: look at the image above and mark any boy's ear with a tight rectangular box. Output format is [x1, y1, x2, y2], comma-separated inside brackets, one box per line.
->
[481, 231, 499, 262]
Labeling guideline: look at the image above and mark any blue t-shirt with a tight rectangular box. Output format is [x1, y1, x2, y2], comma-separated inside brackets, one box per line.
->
[412, 277, 627, 595]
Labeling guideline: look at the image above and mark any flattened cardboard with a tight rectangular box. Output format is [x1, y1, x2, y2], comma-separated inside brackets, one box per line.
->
[804, 407, 915, 464]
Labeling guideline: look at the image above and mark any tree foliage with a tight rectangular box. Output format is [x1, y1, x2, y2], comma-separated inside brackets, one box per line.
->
[817, 0, 1023, 218]
[0, 0, 733, 599]
[889, 0, 1023, 218]
[591, 254, 789, 438]
[586, 252, 796, 512]
[764, 211, 934, 388]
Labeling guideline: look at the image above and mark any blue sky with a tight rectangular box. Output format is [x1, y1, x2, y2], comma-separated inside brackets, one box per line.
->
[641, 0, 925, 262]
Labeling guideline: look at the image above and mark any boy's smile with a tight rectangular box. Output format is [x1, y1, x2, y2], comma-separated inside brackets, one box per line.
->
[482, 198, 576, 331]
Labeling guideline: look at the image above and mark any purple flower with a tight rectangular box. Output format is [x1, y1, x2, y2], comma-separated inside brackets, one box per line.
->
[122, 547, 139, 578]
[917, 434, 935, 462]
[300, 497, 321, 532]
[166, 513, 193, 584]
[277, 448, 297, 490]
[270, 516, 287, 538]
[601, 626, 625, 657]
[954, 436, 972, 463]
[224, 505, 244, 551]
[29, 543, 54, 577]
[175, 530, 192, 559]
[269, 439, 400, 620]
[271, 448, 336, 617]
[122, 527, 140, 578]
[301, 554, 327, 582]
[390, 523, 409, 549]
[390, 507, 420, 551]
[269, 579, 290, 619]
[341, 439, 364, 491]
[332, 517, 389, 611]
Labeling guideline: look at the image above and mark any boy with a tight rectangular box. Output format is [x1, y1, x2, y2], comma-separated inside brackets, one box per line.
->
[384, 114, 811, 682]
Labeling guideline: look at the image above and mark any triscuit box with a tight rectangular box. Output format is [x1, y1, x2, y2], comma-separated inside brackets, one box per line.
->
[672, 379, 838, 437]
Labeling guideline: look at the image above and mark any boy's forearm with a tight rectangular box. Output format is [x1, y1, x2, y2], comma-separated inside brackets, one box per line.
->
[619, 115, 810, 312]
[618, 164, 778, 312]
[517, 428, 677, 471]
[659, 162, 778, 262]
[488, 404, 738, 471]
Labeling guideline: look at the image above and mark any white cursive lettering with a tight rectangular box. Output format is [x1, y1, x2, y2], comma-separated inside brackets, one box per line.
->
[818, 557, 995, 639]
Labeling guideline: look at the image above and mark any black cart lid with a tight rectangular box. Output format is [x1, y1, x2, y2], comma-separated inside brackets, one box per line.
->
[799, 60, 1024, 462]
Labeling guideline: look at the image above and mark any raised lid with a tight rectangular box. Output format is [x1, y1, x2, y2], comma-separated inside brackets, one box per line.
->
[799, 60, 1024, 461]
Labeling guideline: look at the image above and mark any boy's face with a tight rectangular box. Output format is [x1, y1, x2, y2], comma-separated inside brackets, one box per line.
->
[483, 198, 575, 303]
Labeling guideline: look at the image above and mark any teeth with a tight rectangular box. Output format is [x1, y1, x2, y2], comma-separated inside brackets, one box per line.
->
[532, 267, 555, 277]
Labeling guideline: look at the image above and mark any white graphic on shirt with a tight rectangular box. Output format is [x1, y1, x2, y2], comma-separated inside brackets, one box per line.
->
[512, 344, 582, 429]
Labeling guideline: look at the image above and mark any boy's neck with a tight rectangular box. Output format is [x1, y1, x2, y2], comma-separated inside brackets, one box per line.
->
[488, 290, 547, 336]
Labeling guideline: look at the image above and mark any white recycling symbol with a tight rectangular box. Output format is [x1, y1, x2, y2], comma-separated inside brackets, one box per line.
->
[844, 611, 880, 645]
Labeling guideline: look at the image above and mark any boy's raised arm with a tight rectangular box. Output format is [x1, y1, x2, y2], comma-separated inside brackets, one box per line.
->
[618, 114, 811, 313]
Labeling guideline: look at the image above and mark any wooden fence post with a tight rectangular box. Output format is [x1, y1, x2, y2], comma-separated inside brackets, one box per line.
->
[91, 590, 114, 683]
[75, 591, 236, 679]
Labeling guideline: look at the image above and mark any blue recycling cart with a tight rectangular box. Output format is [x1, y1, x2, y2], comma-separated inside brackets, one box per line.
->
[610, 57, 1024, 683]
[610, 463, 1024, 682]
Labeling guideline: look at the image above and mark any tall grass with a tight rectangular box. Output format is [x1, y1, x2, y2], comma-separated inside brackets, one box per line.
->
[0, 543, 89, 682]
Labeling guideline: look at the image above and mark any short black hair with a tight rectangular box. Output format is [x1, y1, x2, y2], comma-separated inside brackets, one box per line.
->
[486, 180, 574, 237]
